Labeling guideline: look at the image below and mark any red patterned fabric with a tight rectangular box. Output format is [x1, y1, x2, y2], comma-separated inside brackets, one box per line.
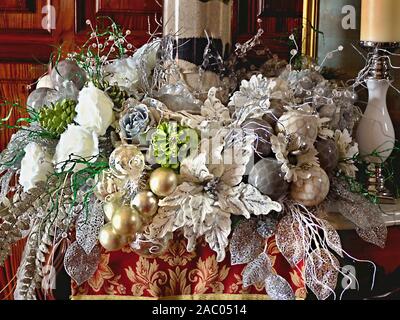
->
[72, 233, 306, 300]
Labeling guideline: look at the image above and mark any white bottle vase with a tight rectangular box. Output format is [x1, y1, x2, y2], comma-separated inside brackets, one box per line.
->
[356, 79, 395, 163]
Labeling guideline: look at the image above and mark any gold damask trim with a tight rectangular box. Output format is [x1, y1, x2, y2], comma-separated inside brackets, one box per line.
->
[71, 294, 272, 301]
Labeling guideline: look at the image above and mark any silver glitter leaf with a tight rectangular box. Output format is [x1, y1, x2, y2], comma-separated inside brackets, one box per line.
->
[230, 219, 264, 265]
[257, 217, 278, 238]
[320, 220, 343, 258]
[265, 274, 295, 300]
[64, 241, 101, 286]
[276, 214, 309, 266]
[76, 199, 104, 254]
[330, 178, 387, 248]
[356, 226, 387, 249]
[242, 252, 273, 288]
[305, 248, 340, 300]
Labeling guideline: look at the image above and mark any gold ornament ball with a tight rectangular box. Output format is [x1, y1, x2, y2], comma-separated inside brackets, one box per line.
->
[290, 166, 330, 207]
[111, 205, 142, 236]
[149, 168, 178, 197]
[132, 191, 159, 218]
[103, 197, 121, 222]
[99, 223, 127, 251]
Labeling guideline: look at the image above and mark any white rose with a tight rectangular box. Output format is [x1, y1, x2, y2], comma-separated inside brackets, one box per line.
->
[75, 82, 114, 136]
[19, 143, 54, 192]
[53, 124, 99, 172]
[104, 39, 160, 93]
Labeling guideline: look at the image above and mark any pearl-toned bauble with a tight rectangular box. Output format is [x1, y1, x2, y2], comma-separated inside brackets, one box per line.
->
[109, 145, 145, 179]
[132, 191, 159, 219]
[149, 168, 178, 197]
[111, 205, 142, 236]
[277, 111, 319, 147]
[99, 223, 127, 251]
[315, 139, 339, 174]
[248, 158, 289, 200]
[242, 118, 274, 157]
[94, 169, 124, 201]
[290, 167, 330, 207]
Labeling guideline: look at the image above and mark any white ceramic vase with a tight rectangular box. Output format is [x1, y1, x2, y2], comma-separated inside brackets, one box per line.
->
[356, 79, 395, 163]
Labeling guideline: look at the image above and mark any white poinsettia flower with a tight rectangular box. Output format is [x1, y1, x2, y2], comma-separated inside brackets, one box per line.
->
[104, 39, 160, 93]
[19, 143, 54, 192]
[75, 82, 114, 136]
[334, 129, 359, 178]
[147, 134, 282, 263]
[53, 124, 99, 172]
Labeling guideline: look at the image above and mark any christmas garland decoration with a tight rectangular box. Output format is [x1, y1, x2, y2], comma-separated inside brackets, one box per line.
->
[0, 18, 390, 300]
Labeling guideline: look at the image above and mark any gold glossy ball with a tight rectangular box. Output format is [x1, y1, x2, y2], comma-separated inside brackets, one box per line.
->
[99, 223, 126, 251]
[149, 168, 178, 197]
[111, 205, 142, 236]
[132, 191, 159, 218]
[103, 199, 121, 222]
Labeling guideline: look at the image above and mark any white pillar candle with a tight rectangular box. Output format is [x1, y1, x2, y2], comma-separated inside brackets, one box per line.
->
[361, 0, 400, 42]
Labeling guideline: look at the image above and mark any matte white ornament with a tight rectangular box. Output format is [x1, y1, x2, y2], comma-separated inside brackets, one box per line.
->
[36, 75, 54, 89]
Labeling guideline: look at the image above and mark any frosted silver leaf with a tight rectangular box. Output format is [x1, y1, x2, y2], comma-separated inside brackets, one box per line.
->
[158, 182, 202, 207]
[242, 252, 273, 288]
[305, 248, 340, 300]
[219, 143, 253, 188]
[187, 194, 215, 236]
[276, 214, 309, 266]
[147, 205, 187, 239]
[265, 274, 295, 300]
[76, 199, 105, 255]
[204, 209, 231, 263]
[64, 242, 101, 286]
[180, 153, 213, 184]
[230, 219, 264, 265]
[183, 226, 197, 252]
[219, 183, 282, 219]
